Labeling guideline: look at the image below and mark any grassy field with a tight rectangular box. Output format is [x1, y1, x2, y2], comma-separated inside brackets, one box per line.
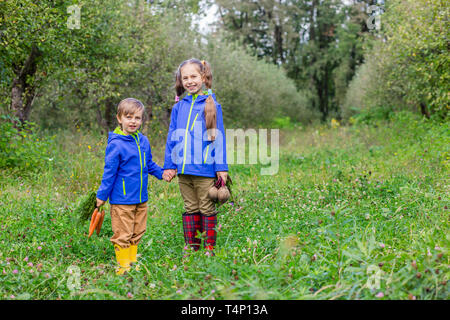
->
[0, 111, 448, 300]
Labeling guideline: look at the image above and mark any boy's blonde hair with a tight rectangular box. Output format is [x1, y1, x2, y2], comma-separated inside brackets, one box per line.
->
[117, 98, 145, 118]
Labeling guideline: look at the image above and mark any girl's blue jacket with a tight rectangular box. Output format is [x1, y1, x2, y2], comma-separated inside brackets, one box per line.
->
[163, 93, 228, 177]
[97, 127, 163, 205]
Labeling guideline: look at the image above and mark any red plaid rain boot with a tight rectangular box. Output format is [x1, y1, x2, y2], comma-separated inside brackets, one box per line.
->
[201, 213, 217, 256]
[182, 212, 202, 251]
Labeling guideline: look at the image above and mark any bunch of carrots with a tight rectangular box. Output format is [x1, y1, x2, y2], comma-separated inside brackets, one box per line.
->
[88, 207, 105, 238]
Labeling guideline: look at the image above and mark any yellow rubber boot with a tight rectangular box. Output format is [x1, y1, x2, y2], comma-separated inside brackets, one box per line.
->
[129, 244, 140, 271]
[114, 245, 131, 275]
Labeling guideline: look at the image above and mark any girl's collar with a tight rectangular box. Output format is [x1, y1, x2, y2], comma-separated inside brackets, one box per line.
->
[187, 90, 212, 97]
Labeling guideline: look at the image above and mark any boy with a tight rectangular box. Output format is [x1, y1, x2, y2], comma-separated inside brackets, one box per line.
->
[96, 98, 167, 274]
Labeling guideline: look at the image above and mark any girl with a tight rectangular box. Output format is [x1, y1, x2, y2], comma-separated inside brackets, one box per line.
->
[163, 59, 228, 255]
[96, 98, 165, 275]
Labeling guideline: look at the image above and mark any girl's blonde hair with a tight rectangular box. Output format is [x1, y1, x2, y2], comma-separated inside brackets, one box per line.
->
[175, 59, 216, 141]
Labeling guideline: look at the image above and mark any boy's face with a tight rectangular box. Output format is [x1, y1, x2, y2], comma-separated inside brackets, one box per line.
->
[117, 109, 143, 135]
[181, 63, 204, 95]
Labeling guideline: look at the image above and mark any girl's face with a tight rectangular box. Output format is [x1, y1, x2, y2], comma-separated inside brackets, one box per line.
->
[180, 63, 204, 95]
[117, 109, 143, 135]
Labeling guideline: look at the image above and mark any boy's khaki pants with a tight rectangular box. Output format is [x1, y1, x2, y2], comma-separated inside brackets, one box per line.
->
[178, 174, 216, 216]
[110, 202, 147, 248]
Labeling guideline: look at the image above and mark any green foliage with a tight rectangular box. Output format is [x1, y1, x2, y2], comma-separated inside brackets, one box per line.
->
[0, 0, 68, 78]
[380, 0, 449, 117]
[214, 1, 373, 121]
[0, 116, 54, 172]
[272, 116, 296, 129]
[351, 106, 394, 125]
[345, 0, 449, 120]
[74, 190, 97, 222]
[205, 36, 319, 127]
[1, 0, 322, 130]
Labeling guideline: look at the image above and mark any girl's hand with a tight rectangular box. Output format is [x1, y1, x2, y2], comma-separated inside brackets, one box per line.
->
[162, 171, 172, 182]
[96, 198, 106, 208]
[163, 169, 177, 182]
[216, 171, 228, 184]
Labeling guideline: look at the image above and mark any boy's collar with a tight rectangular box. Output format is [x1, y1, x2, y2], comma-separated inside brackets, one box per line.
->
[113, 126, 140, 136]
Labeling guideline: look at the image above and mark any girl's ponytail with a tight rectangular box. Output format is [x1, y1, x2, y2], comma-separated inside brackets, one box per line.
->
[202, 60, 217, 141]
[175, 64, 185, 101]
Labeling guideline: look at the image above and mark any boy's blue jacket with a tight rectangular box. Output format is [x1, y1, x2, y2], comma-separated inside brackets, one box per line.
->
[163, 93, 228, 177]
[97, 127, 163, 204]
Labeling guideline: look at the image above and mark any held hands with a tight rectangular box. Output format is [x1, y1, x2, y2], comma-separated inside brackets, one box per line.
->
[163, 169, 177, 182]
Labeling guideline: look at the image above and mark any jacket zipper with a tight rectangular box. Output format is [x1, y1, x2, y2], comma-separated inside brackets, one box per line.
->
[182, 94, 197, 174]
[131, 133, 143, 203]
[190, 113, 199, 131]
[122, 178, 126, 196]
[204, 144, 210, 164]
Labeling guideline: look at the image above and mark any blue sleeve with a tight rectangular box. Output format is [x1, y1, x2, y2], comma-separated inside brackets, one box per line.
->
[147, 142, 163, 180]
[163, 103, 179, 170]
[214, 103, 228, 172]
[97, 141, 120, 201]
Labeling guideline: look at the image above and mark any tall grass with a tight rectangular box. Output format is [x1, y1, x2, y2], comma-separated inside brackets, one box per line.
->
[0, 111, 448, 300]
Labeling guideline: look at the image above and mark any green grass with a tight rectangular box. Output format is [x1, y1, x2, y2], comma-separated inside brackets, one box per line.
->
[0, 111, 448, 300]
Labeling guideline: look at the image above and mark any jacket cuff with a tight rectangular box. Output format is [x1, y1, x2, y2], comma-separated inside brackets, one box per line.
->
[96, 191, 109, 202]
[214, 164, 229, 172]
[154, 168, 163, 180]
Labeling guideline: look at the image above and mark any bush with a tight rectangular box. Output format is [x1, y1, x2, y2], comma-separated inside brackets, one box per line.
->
[380, 0, 449, 118]
[0, 116, 54, 172]
[344, 0, 449, 121]
[205, 35, 319, 127]
[25, 7, 319, 132]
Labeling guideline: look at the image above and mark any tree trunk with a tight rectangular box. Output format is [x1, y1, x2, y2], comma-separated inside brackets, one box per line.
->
[274, 24, 284, 64]
[104, 97, 117, 130]
[10, 45, 42, 125]
[419, 102, 430, 119]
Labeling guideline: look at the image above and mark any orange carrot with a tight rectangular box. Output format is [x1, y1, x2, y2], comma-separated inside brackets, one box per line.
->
[88, 208, 100, 238]
[88, 208, 98, 232]
[96, 210, 105, 236]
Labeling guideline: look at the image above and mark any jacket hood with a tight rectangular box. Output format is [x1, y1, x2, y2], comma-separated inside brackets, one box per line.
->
[108, 127, 141, 143]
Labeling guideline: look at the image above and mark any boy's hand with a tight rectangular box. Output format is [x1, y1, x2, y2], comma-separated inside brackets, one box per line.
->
[162, 172, 170, 182]
[96, 198, 106, 208]
[217, 171, 228, 184]
[163, 169, 177, 182]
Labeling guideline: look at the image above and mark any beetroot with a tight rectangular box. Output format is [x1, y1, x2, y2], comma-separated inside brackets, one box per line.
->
[208, 176, 231, 204]
[217, 186, 230, 204]
[208, 186, 218, 201]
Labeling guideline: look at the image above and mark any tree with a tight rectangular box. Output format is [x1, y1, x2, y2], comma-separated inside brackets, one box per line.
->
[0, 1, 69, 124]
[288, 0, 344, 120]
[214, 0, 303, 65]
[343, 0, 449, 120]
